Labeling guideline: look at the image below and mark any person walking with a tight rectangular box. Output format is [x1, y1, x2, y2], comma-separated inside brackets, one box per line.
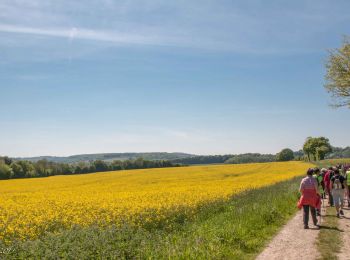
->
[324, 168, 333, 206]
[330, 169, 346, 217]
[313, 168, 323, 216]
[320, 168, 327, 198]
[345, 167, 350, 207]
[298, 168, 320, 229]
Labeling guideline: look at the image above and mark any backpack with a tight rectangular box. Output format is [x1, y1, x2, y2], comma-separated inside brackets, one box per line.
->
[333, 175, 343, 190]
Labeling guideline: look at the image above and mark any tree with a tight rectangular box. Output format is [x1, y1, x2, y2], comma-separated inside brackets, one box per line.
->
[325, 36, 350, 108]
[303, 137, 314, 161]
[61, 163, 74, 175]
[276, 148, 294, 161]
[314, 138, 332, 160]
[34, 159, 50, 177]
[11, 162, 24, 178]
[111, 160, 123, 170]
[134, 158, 145, 168]
[93, 160, 109, 172]
[0, 156, 12, 165]
[0, 162, 14, 179]
[303, 137, 332, 161]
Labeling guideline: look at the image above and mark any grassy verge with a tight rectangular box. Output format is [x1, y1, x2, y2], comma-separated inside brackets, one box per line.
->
[314, 160, 344, 260]
[2, 177, 302, 259]
[316, 207, 342, 260]
[315, 158, 350, 169]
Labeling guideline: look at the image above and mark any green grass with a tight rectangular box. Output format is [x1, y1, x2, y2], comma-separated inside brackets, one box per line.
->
[313, 159, 346, 260]
[2, 177, 303, 259]
[317, 207, 342, 260]
[314, 158, 350, 169]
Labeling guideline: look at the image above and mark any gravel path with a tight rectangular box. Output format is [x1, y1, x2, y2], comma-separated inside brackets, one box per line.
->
[256, 206, 325, 260]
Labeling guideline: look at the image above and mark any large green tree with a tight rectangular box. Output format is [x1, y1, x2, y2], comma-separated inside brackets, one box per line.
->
[303, 137, 332, 161]
[0, 162, 14, 179]
[10, 162, 24, 178]
[325, 36, 350, 108]
[276, 148, 294, 161]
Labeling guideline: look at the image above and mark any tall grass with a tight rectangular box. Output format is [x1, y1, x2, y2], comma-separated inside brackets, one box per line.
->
[316, 207, 342, 260]
[315, 158, 350, 169]
[3, 176, 302, 259]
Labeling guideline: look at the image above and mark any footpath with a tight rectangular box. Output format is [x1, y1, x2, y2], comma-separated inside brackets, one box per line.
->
[257, 198, 350, 260]
[256, 208, 322, 260]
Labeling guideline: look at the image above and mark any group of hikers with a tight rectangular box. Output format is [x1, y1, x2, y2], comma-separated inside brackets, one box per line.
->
[298, 164, 350, 229]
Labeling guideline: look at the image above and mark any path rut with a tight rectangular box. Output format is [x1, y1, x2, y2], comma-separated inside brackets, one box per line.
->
[256, 206, 325, 260]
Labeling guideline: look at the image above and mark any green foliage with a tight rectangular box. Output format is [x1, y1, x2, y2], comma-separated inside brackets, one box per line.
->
[325, 36, 350, 108]
[225, 153, 276, 164]
[326, 146, 350, 159]
[4, 177, 302, 259]
[93, 160, 109, 172]
[10, 162, 24, 178]
[173, 155, 233, 164]
[0, 156, 12, 165]
[173, 154, 276, 165]
[276, 148, 294, 161]
[303, 137, 332, 161]
[316, 207, 342, 260]
[0, 157, 182, 180]
[18, 161, 36, 178]
[0, 163, 13, 179]
[18, 152, 194, 164]
[314, 158, 350, 169]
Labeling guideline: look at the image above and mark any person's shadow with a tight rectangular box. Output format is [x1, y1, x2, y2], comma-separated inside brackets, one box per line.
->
[317, 225, 344, 232]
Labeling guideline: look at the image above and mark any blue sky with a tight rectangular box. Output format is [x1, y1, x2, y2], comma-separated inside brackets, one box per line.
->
[1, 0, 350, 157]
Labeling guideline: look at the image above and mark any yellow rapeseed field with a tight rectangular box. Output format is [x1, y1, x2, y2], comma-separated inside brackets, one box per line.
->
[0, 161, 312, 242]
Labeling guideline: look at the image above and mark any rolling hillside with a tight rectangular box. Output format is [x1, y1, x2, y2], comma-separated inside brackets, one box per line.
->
[16, 152, 195, 163]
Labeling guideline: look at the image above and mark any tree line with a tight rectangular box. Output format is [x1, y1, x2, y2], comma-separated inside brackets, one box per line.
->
[327, 146, 350, 159]
[0, 157, 181, 180]
[0, 136, 347, 179]
[171, 138, 348, 166]
[172, 153, 287, 165]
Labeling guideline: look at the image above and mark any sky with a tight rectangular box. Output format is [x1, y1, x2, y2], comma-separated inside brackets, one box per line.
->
[1, 0, 350, 157]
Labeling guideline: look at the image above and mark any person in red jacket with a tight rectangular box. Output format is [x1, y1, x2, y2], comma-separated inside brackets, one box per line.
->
[299, 168, 320, 229]
[323, 168, 333, 206]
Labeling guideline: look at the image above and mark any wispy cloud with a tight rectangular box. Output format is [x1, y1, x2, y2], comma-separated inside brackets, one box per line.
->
[0, 0, 349, 59]
[0, 24, 176, 47]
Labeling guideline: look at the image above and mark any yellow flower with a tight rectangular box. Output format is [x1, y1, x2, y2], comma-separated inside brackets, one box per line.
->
[0, 161, 312, 242]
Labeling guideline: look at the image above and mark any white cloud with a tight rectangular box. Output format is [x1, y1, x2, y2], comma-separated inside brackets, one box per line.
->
[0, 24, 175, 46]
[2, 0, 348, 54]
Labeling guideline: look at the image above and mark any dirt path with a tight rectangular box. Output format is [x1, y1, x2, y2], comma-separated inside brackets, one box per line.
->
[338, 200, 350, 260]
[256, 207, 324, 260]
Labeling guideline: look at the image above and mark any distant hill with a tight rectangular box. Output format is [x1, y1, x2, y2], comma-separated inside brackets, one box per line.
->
[16, 152, 195, 163]
[11, 147, 350, 165]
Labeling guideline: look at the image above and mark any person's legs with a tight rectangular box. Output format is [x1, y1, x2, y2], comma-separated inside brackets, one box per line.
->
[340, 190, 344, 215]
[316, 207, 321, 216]
[310, 206, 318, 225]
[333, 191, 340, 217]
[321, 183, 325, 198]
[321, 183, 326, 198]
[303, 205, 310, 228]
[328, 188, 333, 206]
